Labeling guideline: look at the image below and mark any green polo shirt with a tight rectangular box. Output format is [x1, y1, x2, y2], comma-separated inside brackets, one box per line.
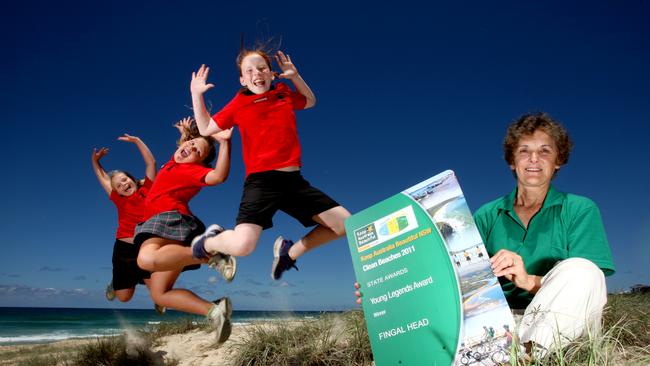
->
[473, 186, 615, 309]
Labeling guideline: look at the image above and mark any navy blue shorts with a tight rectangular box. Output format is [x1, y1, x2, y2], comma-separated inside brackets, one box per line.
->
[112, 239, 150, 290]
[236, 170, 340, 230]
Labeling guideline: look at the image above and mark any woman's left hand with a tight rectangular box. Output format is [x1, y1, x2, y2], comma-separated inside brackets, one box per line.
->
[491, 249, 538, 292]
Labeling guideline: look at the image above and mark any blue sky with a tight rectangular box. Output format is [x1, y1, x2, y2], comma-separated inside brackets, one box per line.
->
[2, 1, 649, 310]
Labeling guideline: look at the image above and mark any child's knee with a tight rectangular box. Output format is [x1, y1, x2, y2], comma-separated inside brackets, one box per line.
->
[222, 229, 259, 256]
[149, 290, 163, 304]
[330, 216, 350, 237]
[116, 291, 134, 303]
[137, 252, 155, 272]
[330, 208, 350, 236]
[230, 240, 256, 256]
[331, 221, 347, 237]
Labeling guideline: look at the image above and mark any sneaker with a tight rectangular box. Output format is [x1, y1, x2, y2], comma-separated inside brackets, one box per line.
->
[271, 236, 299, 280]
[105, 281, 116, 301]
[191, 224, 225, 259]
[154, 303, 166, 315]
[208, 253, 237, 282]
[208, 296, 232, 343]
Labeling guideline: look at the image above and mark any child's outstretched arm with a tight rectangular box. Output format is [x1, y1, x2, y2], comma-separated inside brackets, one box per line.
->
[275, 50, 316, 109]
[91, 147, 112, 195]
[204, 128, 233, 185]
[117, 134, 157, 181]
[190, 65, 222, 136]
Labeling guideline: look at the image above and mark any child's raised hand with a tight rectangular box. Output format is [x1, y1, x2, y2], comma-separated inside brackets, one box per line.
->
[92, 147, 109, 162]
[274, 51, 299, 80]
[117, 134, 141, 144]
[191, 64, 215, 95]
[211, 127, 233, 143]
[174, 117, 194, 133]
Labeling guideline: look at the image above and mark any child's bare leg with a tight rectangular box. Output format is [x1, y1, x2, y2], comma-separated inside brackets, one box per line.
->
[115, 288, 136, 302]
[148, 270, 212, 316]
[204, 223, 262, 257]
[289, 206, 350, 259]
[138, 237, 204, 272]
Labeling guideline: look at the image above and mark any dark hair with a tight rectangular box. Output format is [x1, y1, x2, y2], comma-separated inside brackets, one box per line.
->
[503, 112, 573, 167]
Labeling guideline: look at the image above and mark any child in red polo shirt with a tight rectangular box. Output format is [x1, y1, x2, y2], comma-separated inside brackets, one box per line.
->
[133, 118, 235, 344]
[91, 134, 156, 305]
[189, 49, 350, 281]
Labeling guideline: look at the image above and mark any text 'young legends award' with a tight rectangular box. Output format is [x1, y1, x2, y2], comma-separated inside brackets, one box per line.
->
[345, 170, 515, 366]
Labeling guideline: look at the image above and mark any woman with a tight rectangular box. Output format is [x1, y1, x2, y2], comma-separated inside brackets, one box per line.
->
[473, 112, 615, 356]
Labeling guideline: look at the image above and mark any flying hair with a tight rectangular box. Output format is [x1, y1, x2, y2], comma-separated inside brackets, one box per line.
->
[236, 33, 283, 78]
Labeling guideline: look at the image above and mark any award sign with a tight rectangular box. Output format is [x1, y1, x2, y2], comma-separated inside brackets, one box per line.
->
[346, 171, 514, 366]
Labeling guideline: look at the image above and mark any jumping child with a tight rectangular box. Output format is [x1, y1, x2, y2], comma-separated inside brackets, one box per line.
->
[91, 134, 157, 305]
[134, 118, 236, 343]
[189, 48, 350, 280]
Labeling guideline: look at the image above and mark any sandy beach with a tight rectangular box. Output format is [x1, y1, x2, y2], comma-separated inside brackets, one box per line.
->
[0, 323, 273, 366]
[150, 323, 256, 366]
[0, 338, 95, 366]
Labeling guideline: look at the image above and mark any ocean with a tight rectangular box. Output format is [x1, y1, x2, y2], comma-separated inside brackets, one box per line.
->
[0, 307, 326, 345]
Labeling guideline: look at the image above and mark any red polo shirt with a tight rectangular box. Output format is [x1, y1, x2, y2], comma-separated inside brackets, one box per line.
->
[212, 82, 307, 176]
[110, 177, 153, 239]
[143, 158, 212, 221]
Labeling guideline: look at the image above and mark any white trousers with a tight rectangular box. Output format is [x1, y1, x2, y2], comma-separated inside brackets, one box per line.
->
[517, 258, 607, 355]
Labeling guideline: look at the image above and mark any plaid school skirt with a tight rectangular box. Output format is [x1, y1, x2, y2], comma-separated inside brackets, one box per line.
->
[134, 211, 206, 246]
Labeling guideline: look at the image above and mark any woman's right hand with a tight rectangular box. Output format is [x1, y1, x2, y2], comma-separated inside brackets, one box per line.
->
[190, 64, 215, 95]
[491, 249, 540, 293]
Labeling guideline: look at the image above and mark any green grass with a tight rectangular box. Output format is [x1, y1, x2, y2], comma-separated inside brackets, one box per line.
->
[506, 291, 650, 366]
[0, 340, 85, 366]
[229, 293, 650, 366]
[230, 311, 373, 366]
[3, 292, 648, 365]
[6, 318, 204, 366]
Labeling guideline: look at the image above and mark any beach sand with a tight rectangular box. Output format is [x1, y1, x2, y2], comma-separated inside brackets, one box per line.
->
[0, 338, 95, 366]
[151, 323, 258, 365]
[0, 323, 266, 366]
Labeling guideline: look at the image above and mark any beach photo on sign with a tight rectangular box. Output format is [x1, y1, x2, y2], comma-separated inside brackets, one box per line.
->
[404, 171, 514, 365]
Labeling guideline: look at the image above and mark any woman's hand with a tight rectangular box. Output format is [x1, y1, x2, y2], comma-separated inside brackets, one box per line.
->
[490, 249, 539, 293]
